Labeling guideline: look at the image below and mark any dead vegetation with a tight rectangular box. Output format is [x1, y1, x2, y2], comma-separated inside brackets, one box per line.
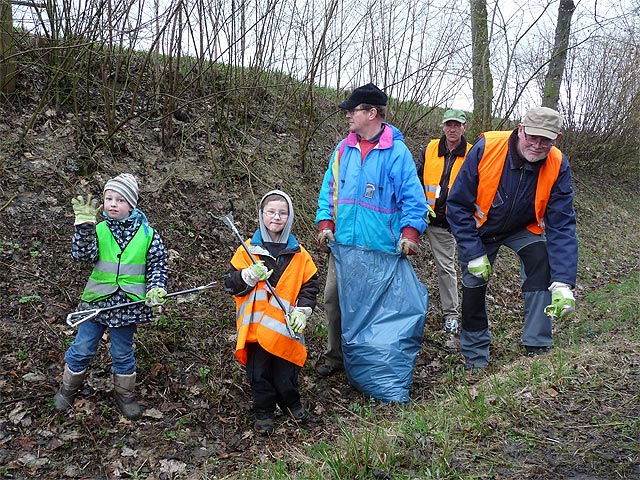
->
[1, 56, 640, 479]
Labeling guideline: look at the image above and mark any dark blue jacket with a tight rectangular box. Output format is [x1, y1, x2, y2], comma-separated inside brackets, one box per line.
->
[446, 129, 578, 287]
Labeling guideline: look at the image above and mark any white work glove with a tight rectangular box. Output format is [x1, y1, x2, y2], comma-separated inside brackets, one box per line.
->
[145, 287, 167, 307]
[289, 306, 312, 334]
[544, 282, 575, 319]
[468, 254, 491, 281]
[317, 229, 335, 253]
[241, 261, 273, 287]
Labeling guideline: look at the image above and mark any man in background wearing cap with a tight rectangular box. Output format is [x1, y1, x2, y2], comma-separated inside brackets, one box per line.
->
[417, 109, 472, 335]
[314, 83, 428, 377]
[446, 106, 578, 370]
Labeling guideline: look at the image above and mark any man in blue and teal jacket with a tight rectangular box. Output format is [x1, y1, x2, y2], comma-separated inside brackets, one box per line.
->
[314, 83, 428, 377]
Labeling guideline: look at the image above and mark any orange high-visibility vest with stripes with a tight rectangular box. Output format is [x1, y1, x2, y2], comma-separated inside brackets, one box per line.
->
[231, 242, 317, 367]
[474, 131, 563, 234]
[422, 139, 471, 209]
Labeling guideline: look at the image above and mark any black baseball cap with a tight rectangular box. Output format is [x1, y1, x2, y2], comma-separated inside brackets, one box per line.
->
[339, 83, 388, 109]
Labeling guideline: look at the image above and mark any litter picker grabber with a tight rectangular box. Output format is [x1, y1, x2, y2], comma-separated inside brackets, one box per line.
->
[209, 207, 299, 340]
[65, 282, 217, 328]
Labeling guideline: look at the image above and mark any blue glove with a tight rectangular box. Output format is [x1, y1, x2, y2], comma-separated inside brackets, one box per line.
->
[468, 255, 491, 281]
[544, 282, 575, 318]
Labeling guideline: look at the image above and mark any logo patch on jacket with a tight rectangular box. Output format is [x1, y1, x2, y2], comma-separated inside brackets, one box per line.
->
[364, 183, 376, 199]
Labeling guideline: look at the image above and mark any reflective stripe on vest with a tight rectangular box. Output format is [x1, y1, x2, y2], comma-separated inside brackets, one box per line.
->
[231, 241, 318, 367]
[473, 131, 563, 234]
[422, 139, 470, 208]
[81, 222, 154, 302]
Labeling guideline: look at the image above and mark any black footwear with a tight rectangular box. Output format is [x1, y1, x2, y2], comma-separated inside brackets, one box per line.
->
[287, 404, 308, 423]
[525, 345, 551, 357]
[315, 362, 343, 378]
[254, 417, 274, 434]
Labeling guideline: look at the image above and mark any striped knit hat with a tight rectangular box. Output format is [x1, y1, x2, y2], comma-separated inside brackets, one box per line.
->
[103, 173, 139, 207]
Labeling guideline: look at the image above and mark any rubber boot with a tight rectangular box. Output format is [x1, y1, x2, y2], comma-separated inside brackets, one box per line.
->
[113, 373, 143, 420]
[54, 365, 87, 411]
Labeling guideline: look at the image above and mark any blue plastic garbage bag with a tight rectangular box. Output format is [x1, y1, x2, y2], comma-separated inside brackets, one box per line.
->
[331, 243, 428, 403]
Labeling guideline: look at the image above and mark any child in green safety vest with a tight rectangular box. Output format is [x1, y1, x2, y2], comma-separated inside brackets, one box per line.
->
[53, 173, 169, 419]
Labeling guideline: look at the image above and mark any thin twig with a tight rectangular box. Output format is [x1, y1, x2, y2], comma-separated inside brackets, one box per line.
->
[0, 193, 17, 212]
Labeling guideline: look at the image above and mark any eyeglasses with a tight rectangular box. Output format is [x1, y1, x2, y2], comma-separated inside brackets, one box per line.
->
[263, 210, 289, 219]
[346, 107, 372, 115]
[523, 132, 555, 148]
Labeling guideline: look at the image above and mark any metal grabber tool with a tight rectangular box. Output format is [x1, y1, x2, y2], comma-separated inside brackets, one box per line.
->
[209, 205, 299, 340]
[65, 282, 218, 328]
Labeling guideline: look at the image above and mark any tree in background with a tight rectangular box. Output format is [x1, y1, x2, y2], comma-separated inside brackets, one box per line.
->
[470, 0, 493, 135]
[0, 0, 15, 93]
[543, 0, 575, 109]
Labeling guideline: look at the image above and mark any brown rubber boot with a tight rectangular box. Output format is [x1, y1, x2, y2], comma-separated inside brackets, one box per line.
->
[54, 365, 87, 411]
[113, 373, 143, 420]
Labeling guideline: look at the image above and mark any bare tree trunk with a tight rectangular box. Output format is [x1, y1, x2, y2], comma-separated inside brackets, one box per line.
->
[0, 0, 16, 93]
[470, 0, 493, 134]
[543, 0, 575, 109]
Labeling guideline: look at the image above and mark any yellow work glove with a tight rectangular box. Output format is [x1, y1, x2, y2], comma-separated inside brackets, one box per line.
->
[468, 255, 491, 281]
[241, 261, 273, 287]
[426, 205, 436, 224]
[289, 306, 312, 334]
[145, 287, 167, 307]
[544, 282, 575, 318]
[71, 194, 102, 225]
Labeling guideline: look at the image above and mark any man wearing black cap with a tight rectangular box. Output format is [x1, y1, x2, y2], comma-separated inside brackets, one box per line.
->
[447, 107, 578, 370]
[314, 83, 428, 377]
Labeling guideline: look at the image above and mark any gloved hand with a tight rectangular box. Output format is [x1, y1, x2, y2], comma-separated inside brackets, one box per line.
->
[397, 237, 419, 257]
[544, 282, 575, 318]
[71, 194, 102, 225]
[426, 205, 436, 224]
[468, 255, 491, 281]
[289, 306, 312, 334]
[398, 226, 420, 257]
[241, 261, 273, 287]
[145, 287, 167, 307]
[317, 229, 335, 253]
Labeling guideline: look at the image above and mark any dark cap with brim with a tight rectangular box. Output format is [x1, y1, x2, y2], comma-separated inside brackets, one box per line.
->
[339, 83, 388, 110]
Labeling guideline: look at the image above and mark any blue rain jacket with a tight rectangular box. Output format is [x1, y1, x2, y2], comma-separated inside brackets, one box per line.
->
[315, 123, 428, 253]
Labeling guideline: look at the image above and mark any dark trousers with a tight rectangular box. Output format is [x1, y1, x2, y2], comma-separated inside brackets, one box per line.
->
[245, 342, 301, 419]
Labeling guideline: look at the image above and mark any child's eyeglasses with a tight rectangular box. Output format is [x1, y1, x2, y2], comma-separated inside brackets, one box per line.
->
[263, 210, 289, 218]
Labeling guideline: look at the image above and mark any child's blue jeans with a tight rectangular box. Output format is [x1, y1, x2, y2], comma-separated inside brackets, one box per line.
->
[64, 320, 137, 374]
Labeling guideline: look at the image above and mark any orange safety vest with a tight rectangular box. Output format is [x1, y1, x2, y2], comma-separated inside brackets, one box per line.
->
[231, 242, 317, 367]
[474, 131, 563, 234]
[422, 139, 471, 209]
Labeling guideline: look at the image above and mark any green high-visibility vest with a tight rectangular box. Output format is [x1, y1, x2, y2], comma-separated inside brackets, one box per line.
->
[81, 222, 154, 302]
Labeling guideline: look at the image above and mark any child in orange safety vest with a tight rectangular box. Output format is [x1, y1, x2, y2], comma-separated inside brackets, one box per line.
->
[223, 190, 319, 434]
